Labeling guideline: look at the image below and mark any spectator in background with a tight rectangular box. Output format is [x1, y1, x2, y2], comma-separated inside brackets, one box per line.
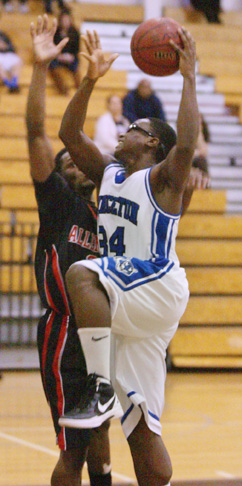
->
[190, 0, 221, 23]
[48, 9, 81, 95]
[0, 29, 22, 93]
[43, 0, 68, 15]
[93, 94, 130, 155]
[122, 78, 166, 123]
[2, 0, 29, 13]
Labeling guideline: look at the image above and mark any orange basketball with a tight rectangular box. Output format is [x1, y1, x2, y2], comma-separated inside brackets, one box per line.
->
[131, 17, 183, 77]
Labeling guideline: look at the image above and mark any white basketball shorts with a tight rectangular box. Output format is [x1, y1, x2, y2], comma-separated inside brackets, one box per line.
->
[74, 255, 189, 437]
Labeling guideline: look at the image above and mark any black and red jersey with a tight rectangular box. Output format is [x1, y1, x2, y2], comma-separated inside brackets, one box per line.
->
[34, 171, 99, 314]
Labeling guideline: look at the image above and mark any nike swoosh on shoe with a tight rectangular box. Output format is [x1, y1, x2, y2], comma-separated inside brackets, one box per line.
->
[97, 396, 116, 414]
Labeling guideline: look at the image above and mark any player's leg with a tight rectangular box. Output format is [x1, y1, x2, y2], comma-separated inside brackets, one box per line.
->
[127, 414, 172, 486]
[65, 263, 113, 380]
[59, 262, 122, 429]
[51, 448, 87, 486]
[38, 311, 111, 484]
[87, 421, 112, 486]
[113, 332, 173, 486]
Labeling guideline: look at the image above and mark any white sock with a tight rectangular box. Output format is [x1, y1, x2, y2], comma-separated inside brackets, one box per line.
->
[77, 328, 111, 380]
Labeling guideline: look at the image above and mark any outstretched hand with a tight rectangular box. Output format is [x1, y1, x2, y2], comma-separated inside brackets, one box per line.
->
[169, 27, 196, 79]
[81, 30, 119, 80]
[30, 14, 69, 64]
[187, 167, 210, 190]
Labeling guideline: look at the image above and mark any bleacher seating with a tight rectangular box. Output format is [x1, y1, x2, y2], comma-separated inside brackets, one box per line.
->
[1, 2, 242, 367]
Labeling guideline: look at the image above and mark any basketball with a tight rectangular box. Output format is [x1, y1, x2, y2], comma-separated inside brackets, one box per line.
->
[131, 17, 183, 77]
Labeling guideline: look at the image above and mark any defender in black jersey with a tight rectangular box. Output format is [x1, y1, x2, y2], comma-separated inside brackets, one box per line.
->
[26, 15, 112, 486]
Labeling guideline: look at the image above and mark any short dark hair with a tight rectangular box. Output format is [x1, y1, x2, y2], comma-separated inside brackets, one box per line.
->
[54, 148, 68, 173]
[149, 118, 177, 162]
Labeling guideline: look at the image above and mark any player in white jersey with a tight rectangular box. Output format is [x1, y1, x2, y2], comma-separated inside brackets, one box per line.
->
[58, 27, 199, 486]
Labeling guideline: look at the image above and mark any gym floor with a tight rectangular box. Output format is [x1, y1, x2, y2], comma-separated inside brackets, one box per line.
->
[1, 369, 242, 486]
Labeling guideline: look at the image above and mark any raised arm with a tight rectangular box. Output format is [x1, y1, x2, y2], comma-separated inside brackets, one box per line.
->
[26, 15, 68, 182]
[59, 30, 119, 187]
[151, 27, 199, 215]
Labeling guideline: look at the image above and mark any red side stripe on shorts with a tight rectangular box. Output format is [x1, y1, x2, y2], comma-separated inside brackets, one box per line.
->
[44, 251, 59, 313]
[53, 315, 69, 450]
[42, 310, 55, 394]
[51, 245, 71, 315]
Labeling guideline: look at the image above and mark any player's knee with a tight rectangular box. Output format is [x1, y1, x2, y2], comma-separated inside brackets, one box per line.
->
[51, 449, 87, 486]
[159, 467, 172, 485]
[51, 462, 79, 486]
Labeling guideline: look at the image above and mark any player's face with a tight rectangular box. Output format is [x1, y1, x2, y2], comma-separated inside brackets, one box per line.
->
[114, 119, 155, 162]
[60, 152, 95, 197]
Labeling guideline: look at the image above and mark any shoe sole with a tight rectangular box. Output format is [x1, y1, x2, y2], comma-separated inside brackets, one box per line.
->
[59, 403, 123, 429]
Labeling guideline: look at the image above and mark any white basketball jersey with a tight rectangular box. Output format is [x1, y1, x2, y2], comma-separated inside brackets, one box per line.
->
[98, 163, 181, 267]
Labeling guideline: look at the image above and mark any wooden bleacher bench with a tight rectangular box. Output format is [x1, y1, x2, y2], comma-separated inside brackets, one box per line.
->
[169, 326, 242, 368]
[180, 296, 242, 325]
[0, 185, 37, 209]
[19, 64, 127, 94]
[199, 57, 242, 77]
[0, 208, 39, 224]
[0, 161, 32, 184]
[0, 220, 39, 235]
[72, 2, 143, 24]
[185, 189, 226, 213]
[168, 184, 242, 369]
[177, 239, 242, 266]
[196, 40, 242, 59]
[0, 114, 61, 138]
[186, 267, 242, 294]
[0, 234, 37, 262]
[179, 214, 242, 238]
[214, 75, 242, 119]
[164, 5, 242, 28]
[1, 264, 37, 293]
[0, 137, 63, 161]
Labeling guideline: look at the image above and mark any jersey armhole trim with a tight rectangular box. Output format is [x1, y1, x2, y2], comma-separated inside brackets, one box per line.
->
[145, 168, 181, 220]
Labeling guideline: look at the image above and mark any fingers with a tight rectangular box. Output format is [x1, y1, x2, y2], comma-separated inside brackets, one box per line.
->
[57, 37, 69, 53]
[108, 52, 119, 67]
[36, 15, 43, 36]
[79, 51, 92, 62]
[188, 168, 210, 189]
[170, 26, 195, 55]
[30, 14, 57, 38]
[30, 21, 35, 39]
[82, 29, 101, 55]
[42, 13, 49, 32]
[94, 30, 101, 49]
[179, 27, 195, 47]
[49, 16, 58, 38]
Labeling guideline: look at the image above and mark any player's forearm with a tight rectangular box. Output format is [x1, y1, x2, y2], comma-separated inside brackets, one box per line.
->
[176, 75, 199, 156]
[59, 75, 96, 147]
[26, 62, 48, 138]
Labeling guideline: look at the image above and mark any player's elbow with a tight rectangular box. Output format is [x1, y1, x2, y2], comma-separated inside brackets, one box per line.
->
[59, 125, 69, 146]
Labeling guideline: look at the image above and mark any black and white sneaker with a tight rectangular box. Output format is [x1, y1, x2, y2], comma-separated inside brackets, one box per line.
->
[58, 373, 123, 429]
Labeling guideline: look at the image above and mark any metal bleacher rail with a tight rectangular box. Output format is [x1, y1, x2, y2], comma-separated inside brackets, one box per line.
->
[0, 220, 43, 350]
